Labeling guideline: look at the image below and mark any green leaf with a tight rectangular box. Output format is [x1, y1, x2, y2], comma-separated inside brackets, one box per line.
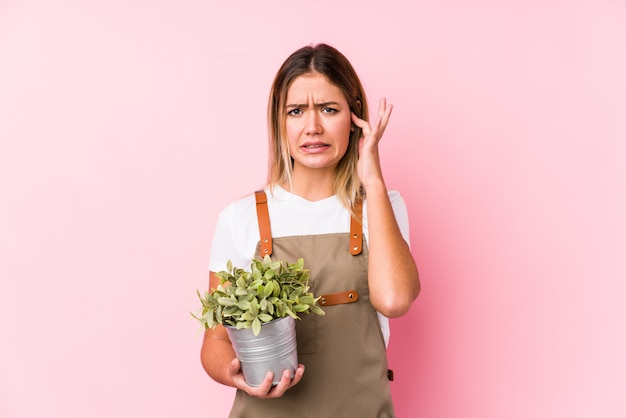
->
[236, 277, 246, 288]
[223, 306, 242, 317]
[310, 305, 325, 315]
[249, 279, 263, 289]
[285, 306, 298, 319]
[258, 314, 273, 323]
[252, 317, 262, 336]
[206, 312, 215, 329]
[269, 260, 281, 270]
[217, 297, 236, 307]
[268, 280, 280, 297]
[299, 295, 314, 305]
[236, 300, 251, 310]
[289, 288, 304, 300]
[248, 297, 259, 316]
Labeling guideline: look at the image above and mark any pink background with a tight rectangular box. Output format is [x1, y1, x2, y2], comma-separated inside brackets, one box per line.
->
[1, 1, 625, 417]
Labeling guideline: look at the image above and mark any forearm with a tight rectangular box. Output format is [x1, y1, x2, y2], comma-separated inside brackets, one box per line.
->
[200, 272, 238, 386]
[365, 182, 420, 318]
[200, 327, 237, 387]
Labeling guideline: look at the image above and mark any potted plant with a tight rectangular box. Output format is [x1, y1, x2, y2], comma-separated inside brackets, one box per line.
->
[193, 255, 325, 386]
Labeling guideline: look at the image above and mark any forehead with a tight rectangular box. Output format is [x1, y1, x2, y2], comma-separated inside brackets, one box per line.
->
[286, 72, 347, 103]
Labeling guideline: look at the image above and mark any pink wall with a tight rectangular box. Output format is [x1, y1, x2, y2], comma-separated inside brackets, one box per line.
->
[1, 1, 624, 417]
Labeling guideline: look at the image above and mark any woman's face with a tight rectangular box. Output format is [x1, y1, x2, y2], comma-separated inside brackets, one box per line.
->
[284, 72, 352, 175]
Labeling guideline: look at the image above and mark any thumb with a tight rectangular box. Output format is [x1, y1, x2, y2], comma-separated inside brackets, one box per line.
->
[228, 357, 241, 373]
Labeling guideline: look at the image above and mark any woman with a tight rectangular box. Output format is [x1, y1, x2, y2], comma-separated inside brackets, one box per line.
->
[201, 43, 420, 417]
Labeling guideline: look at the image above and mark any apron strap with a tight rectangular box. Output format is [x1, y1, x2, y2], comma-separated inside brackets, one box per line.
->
[255, 190, 364, 308]
[319, 290, 359, 306]
[350, 199, 363, 255]
[254, 190, 363, 256]
[255, 190, 272, 257]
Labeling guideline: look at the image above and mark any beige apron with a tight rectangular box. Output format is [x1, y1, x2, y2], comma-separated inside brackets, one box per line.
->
[228, 191, 395, 418]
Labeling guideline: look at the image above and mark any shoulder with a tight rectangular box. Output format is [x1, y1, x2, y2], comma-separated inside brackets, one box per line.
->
[216, 191, 258, 223]
[363, 189, 408, 216]
[362, 189, 411, 245]
[209, 191, 261, 273]
[213, 191, 259, 244]
[388, 190, 408, 214]
[387, 189, 406, 206]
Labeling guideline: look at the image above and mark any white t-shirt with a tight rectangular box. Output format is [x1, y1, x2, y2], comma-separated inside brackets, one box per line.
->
[209, 185, 412, 346]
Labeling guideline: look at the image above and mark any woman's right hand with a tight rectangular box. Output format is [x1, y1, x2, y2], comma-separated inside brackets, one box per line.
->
[227, 358, 305, 399]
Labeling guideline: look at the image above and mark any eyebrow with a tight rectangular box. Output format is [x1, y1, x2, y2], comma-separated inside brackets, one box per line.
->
[285, 101, 341, 109]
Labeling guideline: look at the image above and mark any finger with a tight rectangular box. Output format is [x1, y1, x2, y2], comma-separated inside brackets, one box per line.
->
[377, 98, 387, 119]
[241, 371, 274, 398]
[379, 103, 393, 130]
[227, 359, 249, 389]
[227, 357, 241, 376]
[365, 98, 391, 137]
[288, 364, 305, 388]
[229, 358, 276, 397]
[376, 98, 393, 121]
[266, 369, 294, 398]
[351, 113, 371, 137]
[381, 100, 393, 120]
[271, 364, 305, 397]
[351, 112, 369, 129]
[375, 98, 393, 134]
[255, 372, 275, 396]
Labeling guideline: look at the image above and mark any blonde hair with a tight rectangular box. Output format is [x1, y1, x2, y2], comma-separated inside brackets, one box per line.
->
[267, 44, 369, 210]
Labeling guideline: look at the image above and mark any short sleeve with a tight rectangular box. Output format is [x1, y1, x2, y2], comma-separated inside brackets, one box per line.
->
[208, 207, 250, 273]
[389, 191, 411, 247]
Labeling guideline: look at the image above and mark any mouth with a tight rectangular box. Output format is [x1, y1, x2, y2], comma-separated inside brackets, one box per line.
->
[301, 142, 329, 150]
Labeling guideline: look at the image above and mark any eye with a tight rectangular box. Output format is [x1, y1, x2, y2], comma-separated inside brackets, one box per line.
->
[287, 108, 302, 116]
[321, 107, 338, 114]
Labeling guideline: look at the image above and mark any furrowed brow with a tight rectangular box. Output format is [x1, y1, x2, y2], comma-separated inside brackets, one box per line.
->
[315, 101, 340, 108]
[285, 101, 340, 109]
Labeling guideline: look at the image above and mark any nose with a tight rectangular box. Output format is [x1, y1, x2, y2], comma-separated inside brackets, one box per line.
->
[305, 110, 322, 135]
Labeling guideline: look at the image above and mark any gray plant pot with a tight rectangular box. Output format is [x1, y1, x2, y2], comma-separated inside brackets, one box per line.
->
[225, 316, 298, 387]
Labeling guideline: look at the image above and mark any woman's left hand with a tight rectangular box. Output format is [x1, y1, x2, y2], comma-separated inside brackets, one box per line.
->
[351, 98, 393, 189]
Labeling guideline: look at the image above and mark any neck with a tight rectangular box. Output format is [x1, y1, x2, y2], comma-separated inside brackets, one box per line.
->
[283, 167, 335, 201]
